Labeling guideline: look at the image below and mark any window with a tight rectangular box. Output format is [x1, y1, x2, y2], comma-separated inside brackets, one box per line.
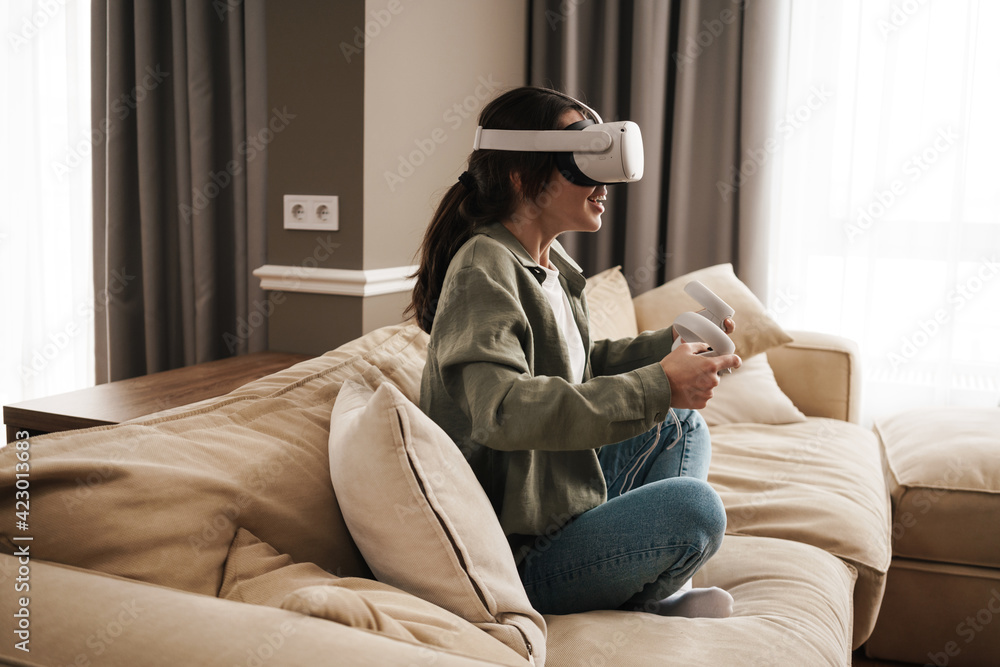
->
[768, 0, 1000, 424]
[2, 0, 93, 405]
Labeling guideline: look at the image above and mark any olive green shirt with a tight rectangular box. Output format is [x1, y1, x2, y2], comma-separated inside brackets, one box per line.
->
[420, 222, 675, 557]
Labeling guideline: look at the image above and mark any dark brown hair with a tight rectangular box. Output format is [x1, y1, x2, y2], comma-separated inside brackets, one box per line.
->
[406, 86, 596, 333]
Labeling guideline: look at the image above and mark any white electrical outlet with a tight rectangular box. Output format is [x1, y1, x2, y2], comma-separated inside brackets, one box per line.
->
[283, 194, 339, 231]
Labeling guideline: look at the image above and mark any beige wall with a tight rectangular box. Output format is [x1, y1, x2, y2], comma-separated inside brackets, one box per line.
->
[363, 0, 528, 270]
[263, 0, 527, 355]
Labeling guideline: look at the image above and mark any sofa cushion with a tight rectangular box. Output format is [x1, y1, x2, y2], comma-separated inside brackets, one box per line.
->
[328, 374, 546, 666]
[707, 417, 892, 647]
[585, 265, 802, 427]
[583, 265, 639, 340]
[0, 323, 428, 598]
[632, 263, 793, 360]
[875, 407, 1000, 569]
[699, 352, 807, 427]
[544, 534, 855, 667]
[0, 553, 514, 667]
[218, 528, 528, 666]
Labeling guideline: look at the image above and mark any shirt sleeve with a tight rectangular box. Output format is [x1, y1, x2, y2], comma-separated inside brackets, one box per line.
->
[430, 266, 673, 452]
[588, 326, 676, 377]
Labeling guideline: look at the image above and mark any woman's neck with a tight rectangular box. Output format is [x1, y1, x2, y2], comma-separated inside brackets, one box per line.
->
[502, 218, 556, 268]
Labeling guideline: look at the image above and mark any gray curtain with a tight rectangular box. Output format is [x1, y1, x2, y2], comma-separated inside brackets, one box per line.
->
[530, 0, 788, 297]
[91, 0, 268, 383]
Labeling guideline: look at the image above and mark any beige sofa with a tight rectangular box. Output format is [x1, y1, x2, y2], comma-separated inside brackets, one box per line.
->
[0, 265, 892, 666]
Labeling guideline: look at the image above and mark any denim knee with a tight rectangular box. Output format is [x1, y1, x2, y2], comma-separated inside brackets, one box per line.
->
[665, 477, 727, 558]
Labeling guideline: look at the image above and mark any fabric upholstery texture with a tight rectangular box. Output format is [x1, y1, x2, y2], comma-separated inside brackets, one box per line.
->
[867, 407, 1000, 666]
[767, 330, 863, 424]
[632, 263, 793, 360]
[582, 265, 640, 341]
[707, 418, 891, 646]
[698, 352, 807, 427]
[0, 553, 513, 667]
[218, 528, 527, 666]
[544, 535, 856, 667]
[865, 558, 1000, 666]
[0, 323, 429, 597]
[875, 407, 1000, 568]
[328, 375, 546, 666]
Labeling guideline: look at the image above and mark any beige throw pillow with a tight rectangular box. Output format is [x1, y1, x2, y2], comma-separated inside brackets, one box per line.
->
[327, 373, 546, 666]
[699, 353, 807, 427]
[219, 529, 527, 666]
[583, 266, 639, 340]
[632, 263, 792, 360]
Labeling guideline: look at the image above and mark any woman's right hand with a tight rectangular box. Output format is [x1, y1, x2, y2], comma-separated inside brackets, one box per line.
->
[659, 343, 741, 409]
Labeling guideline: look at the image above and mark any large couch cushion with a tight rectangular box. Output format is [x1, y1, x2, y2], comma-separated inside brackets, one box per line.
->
[707, 417, 892, 646]
[218, 528, 528, 666]
[544, 534, 856, 667]
[698, 352, 807, 427]
[632, 263, 793, 360]
[0, 553, 513, 667]
[0, 323, 428, 597]
[328, 375, 546, 666]
[875, 407, 1000, 569]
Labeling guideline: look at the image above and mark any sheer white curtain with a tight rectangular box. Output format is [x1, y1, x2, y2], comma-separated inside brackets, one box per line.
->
[767, 0, 1000, 425]
[1, 0, 93, 406]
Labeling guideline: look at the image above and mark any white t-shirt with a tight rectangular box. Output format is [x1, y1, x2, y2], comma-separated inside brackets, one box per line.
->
[538, 263, 586, 384]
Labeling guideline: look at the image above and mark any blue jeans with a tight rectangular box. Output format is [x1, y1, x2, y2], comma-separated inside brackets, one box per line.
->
[518, 409, 727, 615]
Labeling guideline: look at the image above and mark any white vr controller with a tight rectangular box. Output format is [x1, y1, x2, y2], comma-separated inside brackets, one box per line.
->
[673, 281, 736, 357]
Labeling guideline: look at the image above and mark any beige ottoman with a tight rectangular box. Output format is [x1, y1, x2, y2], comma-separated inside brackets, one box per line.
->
[866, 408, 1000, 666]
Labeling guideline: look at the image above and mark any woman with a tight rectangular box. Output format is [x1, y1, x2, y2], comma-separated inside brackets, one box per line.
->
[408, 86, 741, 617]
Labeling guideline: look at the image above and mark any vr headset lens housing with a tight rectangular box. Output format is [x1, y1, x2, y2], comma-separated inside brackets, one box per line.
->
[555, 119, 644, 186]
[472, 113, 644, 186]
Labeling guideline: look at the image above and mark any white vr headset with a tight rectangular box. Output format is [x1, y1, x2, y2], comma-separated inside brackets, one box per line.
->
[471, 97, 644, 186]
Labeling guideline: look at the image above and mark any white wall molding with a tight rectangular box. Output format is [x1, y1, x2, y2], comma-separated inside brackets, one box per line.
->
[253, 264, 418, 297]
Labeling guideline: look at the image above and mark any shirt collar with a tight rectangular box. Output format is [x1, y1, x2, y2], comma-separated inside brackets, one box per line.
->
[478, 222, 587, 294]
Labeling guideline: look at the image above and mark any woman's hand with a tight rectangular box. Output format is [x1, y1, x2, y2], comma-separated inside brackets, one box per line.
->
[659, 343, 741, 410]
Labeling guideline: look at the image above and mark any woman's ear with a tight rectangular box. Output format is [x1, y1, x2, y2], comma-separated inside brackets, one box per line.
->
[509, 170, 523, 197]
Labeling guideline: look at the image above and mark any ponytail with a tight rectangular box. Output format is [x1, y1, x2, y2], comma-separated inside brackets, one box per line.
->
[406, 182, 477, 333]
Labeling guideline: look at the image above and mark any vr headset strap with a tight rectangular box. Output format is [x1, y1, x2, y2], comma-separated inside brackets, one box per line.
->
[473, 127, 613, 153]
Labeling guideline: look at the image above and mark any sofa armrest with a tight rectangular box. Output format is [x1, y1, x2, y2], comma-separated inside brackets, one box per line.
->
[0, 555, 521, 667]
[767, 330, 862, 424]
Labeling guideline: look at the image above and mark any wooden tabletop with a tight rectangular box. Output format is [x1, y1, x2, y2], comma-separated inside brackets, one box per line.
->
[4, 351, 311, 440]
